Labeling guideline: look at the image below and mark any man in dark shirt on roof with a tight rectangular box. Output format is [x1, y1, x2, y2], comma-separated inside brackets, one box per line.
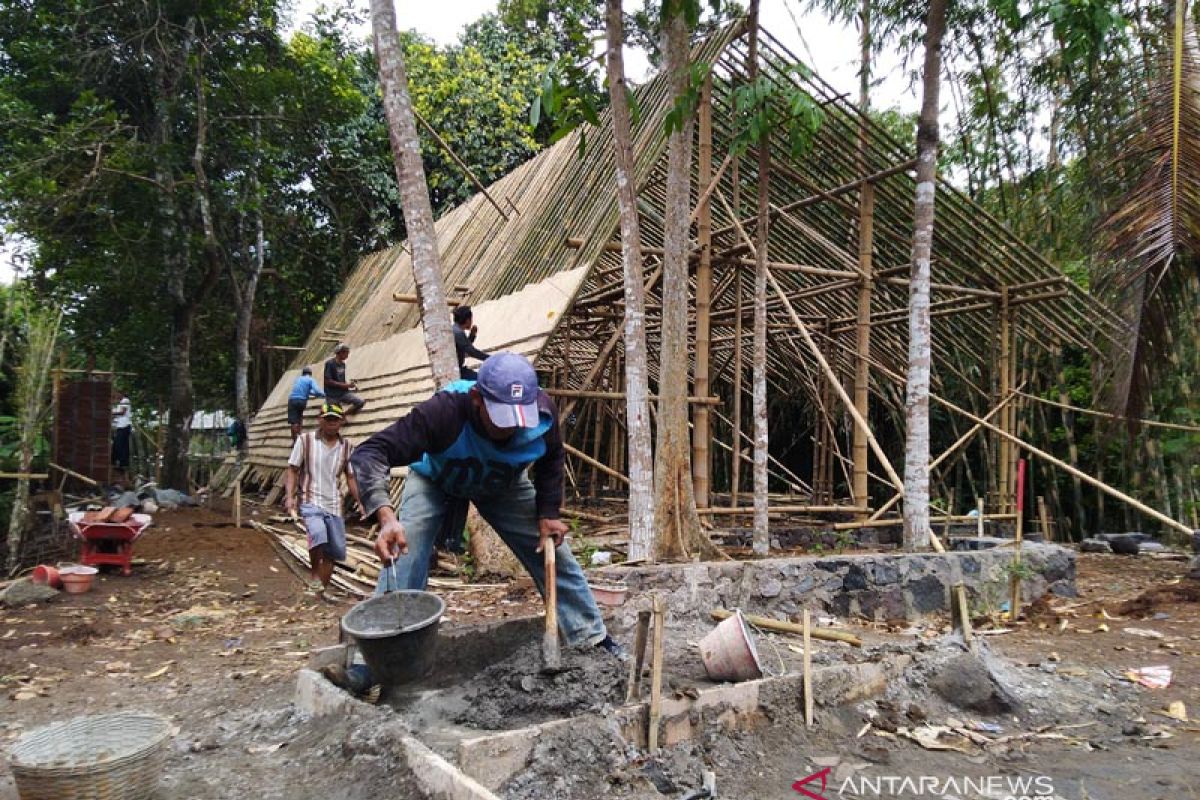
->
[323, 343, 365, 415]
[452, 305, 489, 380]
[349, 352, 620, 659]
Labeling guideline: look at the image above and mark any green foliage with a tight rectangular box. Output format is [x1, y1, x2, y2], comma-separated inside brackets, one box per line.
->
[663, 61, 713, 136]
[729, 70, 825, 160]
[0, 2, 568, 420]
[1003, 559, 1035, 583]
[0, 416, 49, 470]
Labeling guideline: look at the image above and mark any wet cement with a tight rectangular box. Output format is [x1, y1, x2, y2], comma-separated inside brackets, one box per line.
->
[451, 637, 626, 730]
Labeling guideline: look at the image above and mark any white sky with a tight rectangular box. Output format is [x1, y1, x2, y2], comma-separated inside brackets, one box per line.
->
[0, 0, 918, 284]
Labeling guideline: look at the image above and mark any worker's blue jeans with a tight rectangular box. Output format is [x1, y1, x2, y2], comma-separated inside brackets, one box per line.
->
[375, 471, 607, 648]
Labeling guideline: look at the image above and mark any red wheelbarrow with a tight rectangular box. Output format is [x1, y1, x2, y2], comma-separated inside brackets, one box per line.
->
[68, 512, 153, 576]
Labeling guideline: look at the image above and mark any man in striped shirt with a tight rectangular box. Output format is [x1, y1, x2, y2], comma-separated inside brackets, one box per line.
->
[285, 403, 362, 599]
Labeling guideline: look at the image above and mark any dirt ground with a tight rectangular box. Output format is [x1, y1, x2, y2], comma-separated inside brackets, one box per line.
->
[1, 505, 1198, 799]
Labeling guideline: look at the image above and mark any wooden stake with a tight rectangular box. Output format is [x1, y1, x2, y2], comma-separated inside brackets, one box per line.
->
[953, 582, 973, 645]
[802, 609, 814, 727]
[648, 594, 666, 752]
[977, 497, 985, 537]
[234, 480, 242, 528]
[625, 610, 652, 704]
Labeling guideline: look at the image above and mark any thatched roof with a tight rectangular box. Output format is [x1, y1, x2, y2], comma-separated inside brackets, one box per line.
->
[242, 21, 1121, 482]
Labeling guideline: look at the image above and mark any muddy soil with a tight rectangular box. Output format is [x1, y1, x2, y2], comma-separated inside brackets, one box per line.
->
[0, 501, 540, 799]
[497, 552, 1200, 800]
[4, 503, 1199, 800]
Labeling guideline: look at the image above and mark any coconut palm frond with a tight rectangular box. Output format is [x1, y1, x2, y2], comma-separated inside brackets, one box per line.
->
[1096, 6, 1200, 421]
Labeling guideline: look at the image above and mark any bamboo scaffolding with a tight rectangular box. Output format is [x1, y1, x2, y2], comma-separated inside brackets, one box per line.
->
[1013, 389, 1200, 433]
[717, 188, 904, 494]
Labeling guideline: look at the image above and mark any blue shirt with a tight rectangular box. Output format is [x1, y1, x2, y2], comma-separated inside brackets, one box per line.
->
[408, 381, 551, 496]
[289, 375, 325, 401]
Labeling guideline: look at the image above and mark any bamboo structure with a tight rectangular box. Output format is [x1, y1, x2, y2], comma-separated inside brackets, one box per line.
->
[226, 20, 1166, 541]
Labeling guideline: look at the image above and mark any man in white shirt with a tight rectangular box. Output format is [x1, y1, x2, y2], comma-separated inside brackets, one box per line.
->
[285, 403, 362, 599]
[111, 390, 132, 483]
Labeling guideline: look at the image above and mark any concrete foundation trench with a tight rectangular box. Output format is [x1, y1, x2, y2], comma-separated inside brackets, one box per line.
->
[296, 543, 1081, 800]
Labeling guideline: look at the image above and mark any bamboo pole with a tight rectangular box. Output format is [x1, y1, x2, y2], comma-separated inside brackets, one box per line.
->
[730, 270, 744, 509]
[853, 182, 875, 517]
[832, 511, 1016, 531]
[693, 74, 714, 509]
[546, 389, 720, 405]
[854, 388, 1020, 525]
[1011, 459, 1026, 617]
[769, 267, 904, 493]
[565, 443, 629, 486]
[854, 364, 1197, 535]
[710, 609, 863, 646]
[413, 108, 511, 221]
[716, 188, 904, 495]
[803, 609, 814, 727]
[590, 398, 606, 495]
[1037, 495, 1051, 542]
[48, 462, 99, 487]
[1012, 389, 1200, 433]
[697, 504, 867, 515]
[997, 288, 1011, 514]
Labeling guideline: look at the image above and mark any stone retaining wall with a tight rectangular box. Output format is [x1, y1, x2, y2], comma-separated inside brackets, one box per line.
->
[596, 542, 1074, 629]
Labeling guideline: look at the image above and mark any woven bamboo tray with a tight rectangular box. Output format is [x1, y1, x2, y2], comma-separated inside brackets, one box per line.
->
[8, 712, 172, 800]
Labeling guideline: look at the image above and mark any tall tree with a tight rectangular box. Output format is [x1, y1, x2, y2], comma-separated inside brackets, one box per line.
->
[605, 0, 656, 562]
[903, 0, 948, 550]
[5, 295, 60, 571]
[370, 0, 457, 386]
[747, 0, 770, 556]
[1095, 0, 1200, 422]
[654, 2, 718, 561]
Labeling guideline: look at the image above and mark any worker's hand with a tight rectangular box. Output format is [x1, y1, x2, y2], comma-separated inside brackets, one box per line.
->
[284, 497, 297, 518]
[470, 325, 478, 337]
[537, 518, 568, 551]
[374, 507, 408, 562]
[349, 381, 358, 391]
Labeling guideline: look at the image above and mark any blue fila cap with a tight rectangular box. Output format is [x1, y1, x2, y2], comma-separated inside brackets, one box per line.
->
[477, 353, 540, 429]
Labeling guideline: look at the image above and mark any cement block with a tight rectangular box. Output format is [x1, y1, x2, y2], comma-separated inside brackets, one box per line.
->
[458, 728, 540, 792]
[307, 644, 348, 671]
[294, 668, 358, 717]
[403, 735, 501, 800]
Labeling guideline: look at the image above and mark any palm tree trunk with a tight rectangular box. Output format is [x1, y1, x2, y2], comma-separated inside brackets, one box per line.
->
[903, 0, 947, 550]
[370, 0, 457, 387]
[606, 0, 655, 562]
[654, 7, 718, 561]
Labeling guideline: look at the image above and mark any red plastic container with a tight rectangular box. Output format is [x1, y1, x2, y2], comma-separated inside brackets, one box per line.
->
[30, 565, 62, 589]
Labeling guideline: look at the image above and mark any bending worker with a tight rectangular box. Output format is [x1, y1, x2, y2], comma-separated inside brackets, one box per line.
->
[350, 352, 621, 658]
